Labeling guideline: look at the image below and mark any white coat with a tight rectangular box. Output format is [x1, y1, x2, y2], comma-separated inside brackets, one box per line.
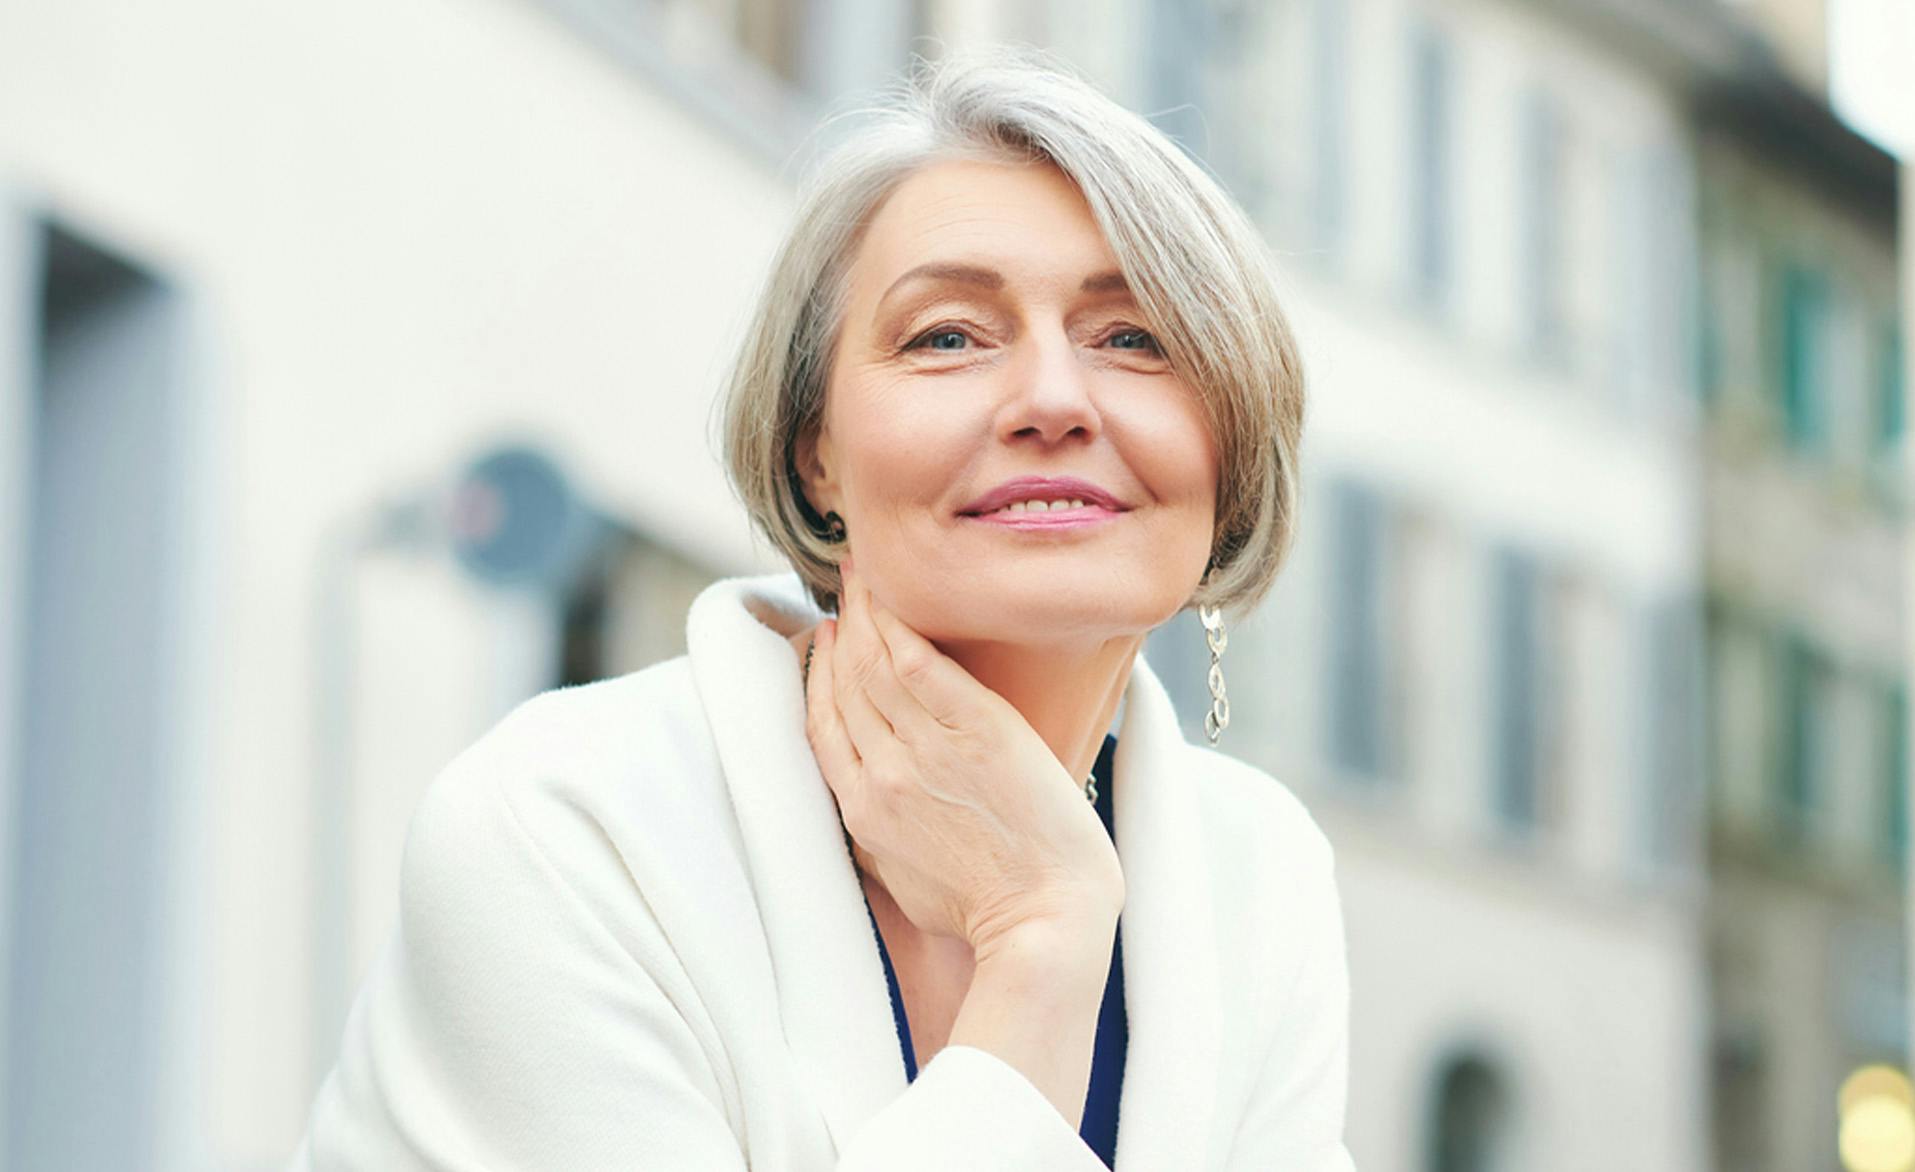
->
[289, 570, 1355, 1170]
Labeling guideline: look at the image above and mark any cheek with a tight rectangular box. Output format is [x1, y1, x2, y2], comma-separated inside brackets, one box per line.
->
[832, 381, 972, 509]
[1127, 396, 1220, 514]
[1179, 400, 1223, 513]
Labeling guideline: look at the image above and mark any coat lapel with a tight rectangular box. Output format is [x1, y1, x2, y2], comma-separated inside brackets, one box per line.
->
[686, 572, 1222, 1168]
[1109, 650, 1223, 1169]
[686, 572, 907, 1154]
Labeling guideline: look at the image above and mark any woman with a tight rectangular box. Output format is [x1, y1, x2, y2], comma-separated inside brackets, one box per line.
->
[291, 45, 1352, 1171]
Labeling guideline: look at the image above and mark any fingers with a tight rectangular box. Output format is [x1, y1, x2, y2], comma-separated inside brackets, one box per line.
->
[830, 565, 902, 758]
[863, 597, 976, 730]
[803, 621, 862, 801]
[835, 560, 940, 746]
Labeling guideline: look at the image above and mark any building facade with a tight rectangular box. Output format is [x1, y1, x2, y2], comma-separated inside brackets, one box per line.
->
[1684, 13, 1908, 1172]
[1141, 1, 1711, 1167]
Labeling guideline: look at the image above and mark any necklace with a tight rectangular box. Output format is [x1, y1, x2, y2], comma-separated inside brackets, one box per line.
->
[803, 635, 1097, 802]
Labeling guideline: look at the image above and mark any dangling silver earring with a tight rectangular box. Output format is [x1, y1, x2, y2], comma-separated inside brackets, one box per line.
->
[1198, 601, 1229, 745]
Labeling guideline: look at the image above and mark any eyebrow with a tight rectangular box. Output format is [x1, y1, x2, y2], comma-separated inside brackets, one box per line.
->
[873, 262, 1131, 320]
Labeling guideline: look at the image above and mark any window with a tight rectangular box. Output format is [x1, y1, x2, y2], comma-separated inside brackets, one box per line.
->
[1489, 546, 1550, 832]
[1775, 262, 1829, 451]
[1695, 249, 1722, 406]
[1640, 596, 1705, 868]
[666, 0, 809, 87]
[1326, 479, 1396, 780]
[1773, 630, 1825, 843]
[1427, 1051, 1513, 1172]
[1311, 0, 1349, 252]
[1711, 1021, 1768, 1171]
[1519, 86, 1565, 363]
[1884, 681, 1907, 872]
[733, 0, 803, 86]
[1407, 16, 1453, 311]
[1877, 319, 1905, 452]
[1636, 145, 1694, 411]
[1145, 0, 1211, 161]
[1703, 595, 1729, 819]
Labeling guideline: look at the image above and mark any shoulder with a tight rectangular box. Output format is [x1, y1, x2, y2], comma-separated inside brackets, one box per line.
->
[1171, 746, 1355, 1072]
[415, 654, 719, 828]
[429, 654, 707, 791]
[1194, 753, 1356, 1165]
[320, 661, 753, 1163]
[400, 655, 742, 938]
[1172, 744, 1345, 1019]
[1177, 742, 1337, 881]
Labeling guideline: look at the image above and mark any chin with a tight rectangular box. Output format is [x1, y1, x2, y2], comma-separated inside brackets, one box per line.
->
[892, 577, 1176, 648]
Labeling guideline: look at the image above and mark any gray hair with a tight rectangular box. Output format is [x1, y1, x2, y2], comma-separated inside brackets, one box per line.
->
[720, 42, 1305, 619]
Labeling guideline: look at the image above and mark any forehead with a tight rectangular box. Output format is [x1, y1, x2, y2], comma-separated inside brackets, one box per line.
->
[849, 157, 1120, 296]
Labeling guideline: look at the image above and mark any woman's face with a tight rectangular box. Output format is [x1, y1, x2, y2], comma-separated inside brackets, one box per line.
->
[799, 157, 1219, 647]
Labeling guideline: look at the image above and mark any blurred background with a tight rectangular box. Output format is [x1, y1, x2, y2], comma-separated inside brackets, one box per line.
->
[0, 0, 1910, 1169]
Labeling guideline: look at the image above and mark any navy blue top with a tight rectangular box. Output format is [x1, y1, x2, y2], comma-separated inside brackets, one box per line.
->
[858, 733, 1127, 1167]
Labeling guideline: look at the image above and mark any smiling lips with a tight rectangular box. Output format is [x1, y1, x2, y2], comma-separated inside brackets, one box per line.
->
[957, 475, 1130, 516]
[973, 497, 1100, 516]
[961, 498, 1125, 530]
[957, 475, 1131, 531]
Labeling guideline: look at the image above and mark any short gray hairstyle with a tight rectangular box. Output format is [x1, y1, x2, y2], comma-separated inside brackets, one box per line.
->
[720, 43, 1305, 619]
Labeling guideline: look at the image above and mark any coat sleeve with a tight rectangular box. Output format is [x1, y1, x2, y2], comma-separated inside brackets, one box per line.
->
[287, 743, 1107, 1172]
[1224, 832, 1357, 1171]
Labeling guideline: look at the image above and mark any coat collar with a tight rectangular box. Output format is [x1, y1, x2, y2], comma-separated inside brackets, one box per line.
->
[687, 571, 1221, 1169]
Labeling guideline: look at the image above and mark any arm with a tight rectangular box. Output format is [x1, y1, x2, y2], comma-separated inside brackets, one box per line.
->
[1225, 836, 1357, 1171]
[947, 916, 1117, 1129]
[289, 752, 1108, 1171]
[828, 909, 1115, 1170]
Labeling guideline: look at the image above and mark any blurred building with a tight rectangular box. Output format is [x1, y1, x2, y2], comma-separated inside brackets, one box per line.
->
[1696, 113, 1904, 1172]
[1684, 14, 1908, 1172]
[1907, 133, 1915, 1152]
[1730, 0, 1830, 95]
[0, 1, 1900, 1171]
[1139, 0, 1712, 1167]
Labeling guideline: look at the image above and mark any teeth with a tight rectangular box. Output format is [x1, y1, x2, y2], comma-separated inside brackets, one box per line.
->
[990, 498, 1092, 515]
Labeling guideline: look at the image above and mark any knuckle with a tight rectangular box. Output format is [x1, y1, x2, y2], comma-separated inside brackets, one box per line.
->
[890, 645, 932, 681]
[864, 757, 910, 802]
[849, 647, 885, 684]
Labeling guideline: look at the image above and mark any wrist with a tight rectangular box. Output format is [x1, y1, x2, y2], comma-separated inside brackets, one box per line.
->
[972, 912, 1117, 977]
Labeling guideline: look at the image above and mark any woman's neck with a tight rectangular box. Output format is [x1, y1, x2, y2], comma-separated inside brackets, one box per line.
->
[788, 621, 1139, 790]
[935, 635, 1141, 789]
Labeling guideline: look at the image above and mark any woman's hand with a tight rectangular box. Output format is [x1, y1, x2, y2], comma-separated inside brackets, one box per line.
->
[803, 558, 1125, 959]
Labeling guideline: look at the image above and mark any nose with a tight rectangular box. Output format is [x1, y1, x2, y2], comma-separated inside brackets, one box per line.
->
[996, 323, 1101, 447]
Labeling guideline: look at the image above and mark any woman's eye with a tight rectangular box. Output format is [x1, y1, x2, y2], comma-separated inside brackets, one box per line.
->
[908, 326, 973, 352]
[905, 324, 1160, 356]
[1107, 328, 1163, 354]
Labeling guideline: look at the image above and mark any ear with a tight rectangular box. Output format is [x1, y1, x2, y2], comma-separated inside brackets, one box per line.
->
[794, 419, 840, 520]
